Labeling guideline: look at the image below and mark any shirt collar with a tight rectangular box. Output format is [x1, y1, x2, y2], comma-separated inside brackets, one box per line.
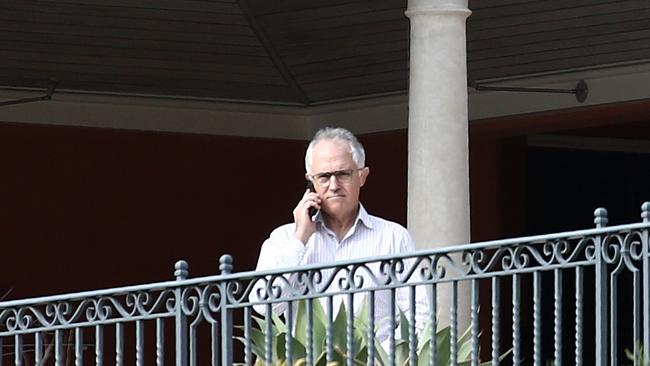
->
[357, 203, 373, 229]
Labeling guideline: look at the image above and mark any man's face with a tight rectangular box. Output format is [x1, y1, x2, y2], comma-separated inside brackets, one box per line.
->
[307, 139, 369, 219]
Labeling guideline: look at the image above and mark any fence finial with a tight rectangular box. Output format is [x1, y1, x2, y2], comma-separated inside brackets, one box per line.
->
[642, 202, 650, 223]
[594, 207, 608, 228]
[174, 260, 189, 280]
[219, 254, 233, 274]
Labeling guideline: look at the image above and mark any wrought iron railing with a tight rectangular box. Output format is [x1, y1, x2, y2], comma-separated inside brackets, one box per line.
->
[1, 202, 649, 366]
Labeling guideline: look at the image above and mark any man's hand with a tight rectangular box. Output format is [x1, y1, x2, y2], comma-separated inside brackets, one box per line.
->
[293, 189, 321, 244]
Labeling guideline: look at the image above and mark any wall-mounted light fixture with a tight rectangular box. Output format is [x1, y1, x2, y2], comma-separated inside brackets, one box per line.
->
[470, 79, 588, 103]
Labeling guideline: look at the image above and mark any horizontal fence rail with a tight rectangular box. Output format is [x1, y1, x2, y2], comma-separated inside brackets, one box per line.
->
[1, 202, 649, 365]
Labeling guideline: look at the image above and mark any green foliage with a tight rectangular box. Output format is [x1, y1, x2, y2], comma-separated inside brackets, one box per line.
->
[625, 342, 648, 366]
[236, 299, 510, 366]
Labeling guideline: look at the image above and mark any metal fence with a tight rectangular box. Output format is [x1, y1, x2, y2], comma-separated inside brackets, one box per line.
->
[1, 203, 649, 366]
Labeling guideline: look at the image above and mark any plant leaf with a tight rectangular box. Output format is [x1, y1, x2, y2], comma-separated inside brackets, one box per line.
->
[235, 331, 267, 362]
[417, 320, 433, 352]
[373, 337, 389, 366]
[399, 309, 410, 343]
[294, 299, 328, 357]
[331, 301, 348, 355]
[353, 296, 371, 350]
[417, 340, 431, 366]
[457, 335, 473, 362]
[276, 332, 287, 362]
[294, 300, 308, 345]
[311, 299, 328, 358]
[252, 314, 277, 338]
[435, 326, 451, 366]
[394, 340, 409, 366]
[272, 313, 288, 334]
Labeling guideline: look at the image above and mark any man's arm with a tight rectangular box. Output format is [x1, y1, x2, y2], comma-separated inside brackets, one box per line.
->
[249, 225, 307, 315]
[249, 189, 321, 314]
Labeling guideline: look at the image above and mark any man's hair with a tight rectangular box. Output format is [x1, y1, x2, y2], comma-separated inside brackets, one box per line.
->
[305, 127, 366, 173]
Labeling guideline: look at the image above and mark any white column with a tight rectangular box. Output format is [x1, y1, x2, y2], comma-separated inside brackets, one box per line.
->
[405, 0, 472, 328]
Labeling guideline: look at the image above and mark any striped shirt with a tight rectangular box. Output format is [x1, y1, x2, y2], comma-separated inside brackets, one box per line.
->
[252, 204, 430, 342]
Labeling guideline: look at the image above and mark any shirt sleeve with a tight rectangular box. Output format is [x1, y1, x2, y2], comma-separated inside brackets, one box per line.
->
[249, 224, 307, 315]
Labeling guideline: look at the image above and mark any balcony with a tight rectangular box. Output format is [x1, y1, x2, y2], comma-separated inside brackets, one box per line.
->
[1, 202, 649, 365]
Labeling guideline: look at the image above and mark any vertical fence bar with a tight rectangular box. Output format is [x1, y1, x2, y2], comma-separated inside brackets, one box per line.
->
[75, 328, 83, 366]
[35, 332, 43, 366]
[641, 202, 650, 359]
[156, 319, 164, 366]
[55, 329, 63, 366]
[594, 208, 608, 366]
[96, 325, 104, 366]
[429, 284, 437, 366]
[244, 307, 252, 366]
[264, 304, 273, 365]
[389, 288, 396, 366]
[15, 334, 22, 366]
[512, 274, 520, 366]
[533, 271, 541, 366]
[190, 320, 200, 366]
[367, 291, 375, 366]
[409, 286, 417, 366]
[285, 301, 293, 366]
[116, 323, 124, 366]
[610, 269, 619, 366]
[470, 279, 479, 366]
[306, 299, 313, 366]
[450, 281, 458, 366]
[136, 320, 144, 366]
[633, 270, 641, 366]
[0, 336, 3, 366]
[219, 255, 233, 366]
[211, 323, 218, 366]
[491, 277, 501, 366]
[347, 293, 354, 366]
[326, 296, 334, 364]
[554, 269, 563, 366]
[174, 261, 189, 366]
[575, 267, 583, 366]
[190, 318, 201, 366]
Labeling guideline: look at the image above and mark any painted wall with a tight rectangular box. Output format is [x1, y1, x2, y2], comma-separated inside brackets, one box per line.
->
[3, 106, 647, 301]
[0, 123, 413, 300]
[2, 123, 304, 299]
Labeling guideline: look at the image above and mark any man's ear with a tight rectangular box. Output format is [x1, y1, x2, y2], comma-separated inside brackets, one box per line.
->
[359, 167, 370, 187]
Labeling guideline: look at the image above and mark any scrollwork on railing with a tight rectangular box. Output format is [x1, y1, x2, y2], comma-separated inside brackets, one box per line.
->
[1, 211, 647, 341]
[0, 288, 177, 334]
[231, 252, 478, 308]
[627, 231, 645, 262]
[603, 230, 645, 273]
[463, 235, 601, 277]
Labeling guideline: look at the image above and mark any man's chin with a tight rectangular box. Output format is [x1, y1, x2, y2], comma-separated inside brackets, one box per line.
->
[322, 201, 356, 217]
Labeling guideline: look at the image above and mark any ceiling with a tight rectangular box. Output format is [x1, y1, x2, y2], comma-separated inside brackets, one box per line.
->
[2, 0, 650, 106]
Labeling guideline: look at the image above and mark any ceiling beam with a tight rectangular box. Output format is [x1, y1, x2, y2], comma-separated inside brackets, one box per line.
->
[237, 0, 312, 105]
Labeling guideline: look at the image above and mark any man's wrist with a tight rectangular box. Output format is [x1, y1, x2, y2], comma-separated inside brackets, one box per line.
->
[294, 230, 311, 245]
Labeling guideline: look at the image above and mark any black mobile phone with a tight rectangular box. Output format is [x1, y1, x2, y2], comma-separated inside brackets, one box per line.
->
[306, 181, 318, 217]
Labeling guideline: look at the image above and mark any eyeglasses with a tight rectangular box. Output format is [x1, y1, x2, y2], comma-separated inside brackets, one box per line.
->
[309, 168, 363, 187]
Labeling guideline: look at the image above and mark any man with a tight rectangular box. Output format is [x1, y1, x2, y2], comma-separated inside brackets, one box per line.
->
[252, 127, 428, 343]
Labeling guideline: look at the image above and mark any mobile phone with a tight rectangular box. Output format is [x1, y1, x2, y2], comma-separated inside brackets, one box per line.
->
[306, 181, 318, 218]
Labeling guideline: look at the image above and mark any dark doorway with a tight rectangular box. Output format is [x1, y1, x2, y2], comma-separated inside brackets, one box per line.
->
[526, 145, 650, 365]
[528, 146, 650, 233]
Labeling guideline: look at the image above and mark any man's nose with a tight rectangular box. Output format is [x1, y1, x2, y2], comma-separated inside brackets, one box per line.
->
[327, 175, 340, 190]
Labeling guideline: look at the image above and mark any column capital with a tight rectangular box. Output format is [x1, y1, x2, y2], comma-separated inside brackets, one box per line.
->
[405, 0, 470, 18]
